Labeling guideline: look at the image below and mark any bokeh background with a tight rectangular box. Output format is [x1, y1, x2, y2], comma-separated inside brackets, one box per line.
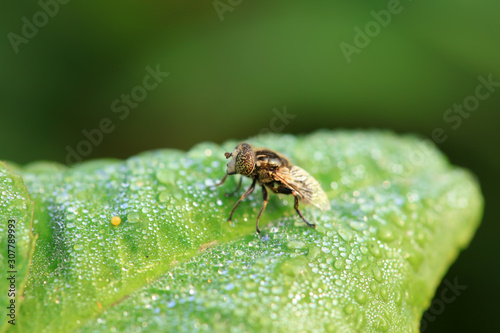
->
[1, 1, 499, 331]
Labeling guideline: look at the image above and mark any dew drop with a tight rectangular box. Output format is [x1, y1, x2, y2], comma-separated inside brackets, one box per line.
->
[354, 311, 366, 329]
[334, 259, 344, 270]
[158, 191, 169, 203]
[377, 225, 394, 242]
[349, 221, 368, 231]
[127, 212, 141, 223]
[156, 170, 175, 184]
[344, 303, 355, 315]
[338, 228, 353, 242]
[407, 249, 424, 271]
[386, 211, 405, 228]
[369, 281, 378, 294]
[307, 246, 321, 260]
[368, 240, 382, 258]
[355, 290, 368, 304]
[371, 264, 383, 282]
[380, 286, 389, 301]
[287, 240, 307, 249]
[394, 288, 403, 305]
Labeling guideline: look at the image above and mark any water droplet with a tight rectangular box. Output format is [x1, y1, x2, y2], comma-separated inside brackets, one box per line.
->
[307, 246, 321, 260]
[405, 247, 424, 271]
[338, 228, 353, 241]
[334, 259, 345, 270]
[355, 290, 368, 304]
[387, 211, 405, 228]
[344, 303, 355, 315]
[354, 311, 366, 329]
[394, 288, 403, 305]
[377, 225, 394, 242]
[415, 230, 428, 246]
[369, 281, 378, 294]
[368, 240, 382, 258]
[371, 264, 383, 282]
[349, 221, 368, 231]
[380, 286, 389, 301]
[127, 212, 141, 223]
[279, 257, 309, 278]
[287, 240, 307, 249]
[158, 191, 169, 203]
[156, 170, 175, 184]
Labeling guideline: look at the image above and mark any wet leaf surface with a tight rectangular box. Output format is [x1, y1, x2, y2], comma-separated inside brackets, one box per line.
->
[0, 162, 36, 332]
[3, 131, 483, 332]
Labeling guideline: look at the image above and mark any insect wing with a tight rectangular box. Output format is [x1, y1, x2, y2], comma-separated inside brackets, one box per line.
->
[274, 166, 330, 210]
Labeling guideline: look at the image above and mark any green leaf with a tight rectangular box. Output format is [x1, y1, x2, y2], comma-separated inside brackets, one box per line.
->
[4, 131, 482, 332]
[0, 162, 37, 332]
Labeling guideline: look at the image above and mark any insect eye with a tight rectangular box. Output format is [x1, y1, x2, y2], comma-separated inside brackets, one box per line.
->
[235, 144, 256, 175]
[224, 152, 232, 159]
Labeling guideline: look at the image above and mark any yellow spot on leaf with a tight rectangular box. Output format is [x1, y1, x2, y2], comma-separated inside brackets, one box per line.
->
[111, 216, 121, 226]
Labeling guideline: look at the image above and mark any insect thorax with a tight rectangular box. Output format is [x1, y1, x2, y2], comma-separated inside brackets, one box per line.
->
[255, 150, 290, 169]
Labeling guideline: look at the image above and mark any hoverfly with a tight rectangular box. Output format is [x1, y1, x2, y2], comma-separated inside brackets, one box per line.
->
[216, 143, 330, 233]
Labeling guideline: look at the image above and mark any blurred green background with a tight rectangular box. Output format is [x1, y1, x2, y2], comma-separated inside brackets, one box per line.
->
[1, 1, 498, 331]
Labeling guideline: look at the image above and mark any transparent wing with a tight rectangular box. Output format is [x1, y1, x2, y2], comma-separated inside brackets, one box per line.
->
[274, 166, 330, 211]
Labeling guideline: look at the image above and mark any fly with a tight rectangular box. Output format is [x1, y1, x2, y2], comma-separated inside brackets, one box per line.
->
[216, 143, 330, 233]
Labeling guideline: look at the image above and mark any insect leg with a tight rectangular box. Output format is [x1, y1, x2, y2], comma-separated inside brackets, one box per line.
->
[294, 195, 316, 229]
[228, 179, 256, 223]
[215, 174, 228, 187]
[225, 176, 242, 197]
[255, 185, 269, 234]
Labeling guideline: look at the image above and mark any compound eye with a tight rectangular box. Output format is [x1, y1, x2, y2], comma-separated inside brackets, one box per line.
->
[235, 144, 256, 176]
